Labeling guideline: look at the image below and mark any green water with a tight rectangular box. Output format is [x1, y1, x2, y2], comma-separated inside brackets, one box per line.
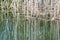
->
[0, 16, 60, 40]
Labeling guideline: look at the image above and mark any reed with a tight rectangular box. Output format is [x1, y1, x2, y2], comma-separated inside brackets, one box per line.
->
[0, 0, 60, 40]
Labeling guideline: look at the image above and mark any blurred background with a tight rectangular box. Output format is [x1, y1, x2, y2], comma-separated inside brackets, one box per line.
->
[0, 0, 60, 40]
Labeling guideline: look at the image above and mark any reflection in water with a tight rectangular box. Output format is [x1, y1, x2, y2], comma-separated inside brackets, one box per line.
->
[0, 17, 60, 40]
[0, 18, 60, 40]
[0, 19, 14, 40]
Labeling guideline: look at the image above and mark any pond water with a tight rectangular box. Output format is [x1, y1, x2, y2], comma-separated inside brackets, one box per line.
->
[0, 18, 60, 40]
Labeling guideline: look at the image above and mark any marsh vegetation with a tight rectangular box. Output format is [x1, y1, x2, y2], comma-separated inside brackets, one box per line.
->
[0, 0, 60, 40]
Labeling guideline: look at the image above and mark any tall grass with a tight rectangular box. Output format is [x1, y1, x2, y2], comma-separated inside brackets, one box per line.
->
[0, 0, 60, 40]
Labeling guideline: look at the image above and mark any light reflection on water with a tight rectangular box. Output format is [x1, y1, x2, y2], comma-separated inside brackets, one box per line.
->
[0, 19, 14, 40]
[3, 19, 9, 40]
